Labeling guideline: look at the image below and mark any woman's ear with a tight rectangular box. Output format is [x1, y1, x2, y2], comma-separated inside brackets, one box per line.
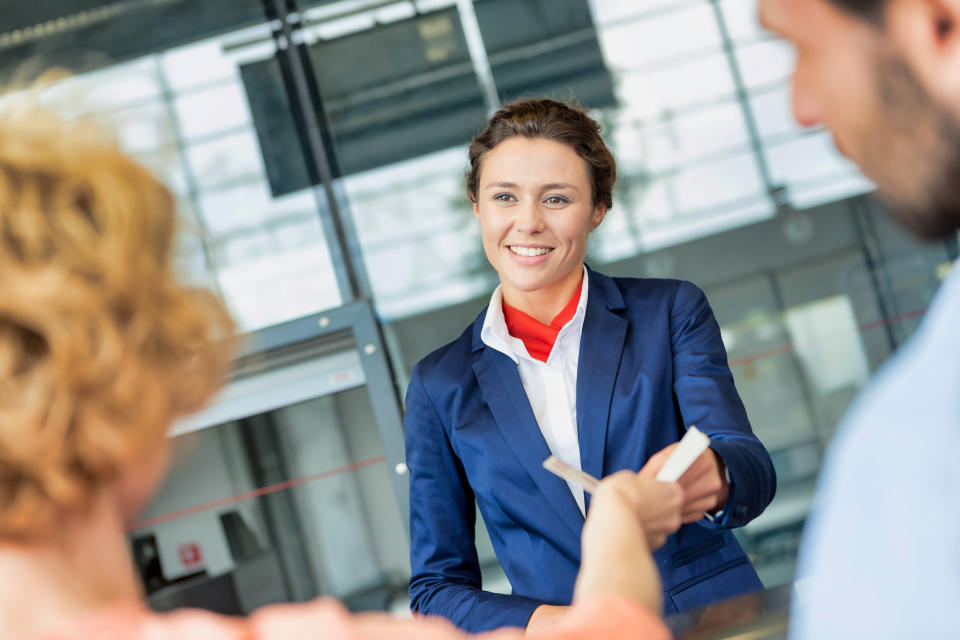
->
[472, 196, 480, 219]
[589, 203, 608, 231]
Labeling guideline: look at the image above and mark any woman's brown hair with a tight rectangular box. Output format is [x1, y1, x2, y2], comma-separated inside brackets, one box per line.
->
[0, 99, 235, 542]
[466, 98, 617, 210]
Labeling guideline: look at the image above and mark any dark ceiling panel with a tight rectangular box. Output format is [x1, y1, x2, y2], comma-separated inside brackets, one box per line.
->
[474, 0, 616, 109]
[241, 7, 487, 196]
[0, 0, 266, 73]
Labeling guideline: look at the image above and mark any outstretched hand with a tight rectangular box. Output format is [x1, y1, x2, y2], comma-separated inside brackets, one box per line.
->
[573, 471, 683, 615]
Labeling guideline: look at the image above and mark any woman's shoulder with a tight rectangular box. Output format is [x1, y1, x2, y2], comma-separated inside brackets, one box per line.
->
[41, 603, 247, 640]
[43, 599, 401, 640]
[602, 273, 705, 307]
[410, 315, 480, 382]
[42, 596, 668, 640]
[249, 599, 471, 639]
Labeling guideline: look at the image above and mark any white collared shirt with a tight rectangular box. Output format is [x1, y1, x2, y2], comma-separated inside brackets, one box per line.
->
[480, 267, 589, 514]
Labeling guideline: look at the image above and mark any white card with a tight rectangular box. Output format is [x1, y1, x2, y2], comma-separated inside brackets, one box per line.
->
[542, 456, 600, 494]
[655, 426, 711, 482]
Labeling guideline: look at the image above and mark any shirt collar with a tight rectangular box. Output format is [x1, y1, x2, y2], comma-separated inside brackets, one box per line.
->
[480, 265, 589, 362]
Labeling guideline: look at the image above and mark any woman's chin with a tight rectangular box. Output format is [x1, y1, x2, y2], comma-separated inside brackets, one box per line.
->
[500, 272, 565, 297]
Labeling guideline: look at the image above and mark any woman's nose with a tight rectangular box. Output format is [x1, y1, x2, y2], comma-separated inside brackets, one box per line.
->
[513, 200, 545, 234]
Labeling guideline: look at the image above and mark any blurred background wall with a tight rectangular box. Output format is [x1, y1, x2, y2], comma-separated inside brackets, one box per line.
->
[3, 0, 955, 616]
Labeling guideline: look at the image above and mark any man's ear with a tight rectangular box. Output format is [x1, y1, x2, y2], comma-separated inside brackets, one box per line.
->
[886, 0, 960, 103]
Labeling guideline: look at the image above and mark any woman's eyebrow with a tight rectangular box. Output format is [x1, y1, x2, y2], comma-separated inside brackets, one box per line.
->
[483, 181, 580, 191]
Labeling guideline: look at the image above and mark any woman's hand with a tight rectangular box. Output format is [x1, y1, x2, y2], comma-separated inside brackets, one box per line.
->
[573, 472, 683, 614]
[641, 444, 730, 523]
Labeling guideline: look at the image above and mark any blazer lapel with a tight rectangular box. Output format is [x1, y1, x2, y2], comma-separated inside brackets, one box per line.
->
[576, 268, 628, 510]
[472, 347, 585, 537]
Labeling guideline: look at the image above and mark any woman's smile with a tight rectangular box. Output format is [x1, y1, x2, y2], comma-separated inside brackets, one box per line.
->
[507, 245, 553, 257]
[506, 244, 555, 266]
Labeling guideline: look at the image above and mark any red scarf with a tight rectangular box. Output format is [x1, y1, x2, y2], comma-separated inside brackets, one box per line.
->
[502, 279, 583, 362]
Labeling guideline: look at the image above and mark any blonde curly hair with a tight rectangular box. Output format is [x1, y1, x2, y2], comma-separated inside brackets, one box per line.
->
[0, 100, 235, 542]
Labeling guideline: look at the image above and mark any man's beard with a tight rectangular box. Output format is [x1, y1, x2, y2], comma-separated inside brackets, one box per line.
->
[861, 51, 960, 241]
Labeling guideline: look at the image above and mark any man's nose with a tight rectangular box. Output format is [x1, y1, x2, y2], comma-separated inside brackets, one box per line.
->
[791, 69, 823, 128]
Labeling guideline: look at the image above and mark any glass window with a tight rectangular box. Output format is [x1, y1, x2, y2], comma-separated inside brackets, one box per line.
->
[734, 39, 794, 89]
[719, 0, 766, 42]
[131, 350, 409, 613]
[600, 3, 722, 69]
[7, 3, 346, 331]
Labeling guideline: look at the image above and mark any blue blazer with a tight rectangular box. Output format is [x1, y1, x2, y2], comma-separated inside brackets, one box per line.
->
[405, 268, 776, 632]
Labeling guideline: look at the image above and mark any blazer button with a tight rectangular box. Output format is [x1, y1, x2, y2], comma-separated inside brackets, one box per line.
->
[735, 504, 748, 518]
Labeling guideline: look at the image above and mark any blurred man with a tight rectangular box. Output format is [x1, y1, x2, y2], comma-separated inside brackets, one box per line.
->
[759, 0, 960, 637]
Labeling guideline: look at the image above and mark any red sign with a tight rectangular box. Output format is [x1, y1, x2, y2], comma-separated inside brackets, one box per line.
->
[178, 543, 203, 569]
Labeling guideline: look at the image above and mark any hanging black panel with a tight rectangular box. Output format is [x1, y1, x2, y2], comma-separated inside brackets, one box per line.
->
[240, 7, 487, 197]
[474, 0, 616, 109]
[0, 0, 266, 72]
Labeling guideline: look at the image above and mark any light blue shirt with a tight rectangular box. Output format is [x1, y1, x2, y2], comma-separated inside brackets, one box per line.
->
[791, 262, 960, 639]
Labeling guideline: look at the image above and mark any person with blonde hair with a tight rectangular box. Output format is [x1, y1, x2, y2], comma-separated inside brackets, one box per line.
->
[0, 100, 675, 639]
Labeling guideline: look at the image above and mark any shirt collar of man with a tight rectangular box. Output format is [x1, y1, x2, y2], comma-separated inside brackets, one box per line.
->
[481, 265, 589, 364]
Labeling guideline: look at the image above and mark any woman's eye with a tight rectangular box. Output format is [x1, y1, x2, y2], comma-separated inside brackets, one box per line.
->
[493, 193, 516, 202]
[544, 195, 570, 205]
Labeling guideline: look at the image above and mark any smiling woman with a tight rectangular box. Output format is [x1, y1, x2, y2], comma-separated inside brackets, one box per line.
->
[473, 137, 603, 324]
[404, 98, 778, 633]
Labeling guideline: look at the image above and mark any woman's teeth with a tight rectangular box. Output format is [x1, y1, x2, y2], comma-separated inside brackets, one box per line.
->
[509, 246, 551, 257]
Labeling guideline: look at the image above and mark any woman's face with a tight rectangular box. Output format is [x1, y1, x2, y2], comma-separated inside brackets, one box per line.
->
[473, 137, 606, 302]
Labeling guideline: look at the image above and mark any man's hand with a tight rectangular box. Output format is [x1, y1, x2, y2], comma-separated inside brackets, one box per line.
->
[525, 604, 569, 633]
[573, 472, 683, 614]
[627, 470, 686, 549]
[641, 444, 730, 523]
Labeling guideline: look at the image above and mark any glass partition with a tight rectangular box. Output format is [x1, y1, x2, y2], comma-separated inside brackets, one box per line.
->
[2, 0, 346, 331]
[130, 347, 410, 613]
